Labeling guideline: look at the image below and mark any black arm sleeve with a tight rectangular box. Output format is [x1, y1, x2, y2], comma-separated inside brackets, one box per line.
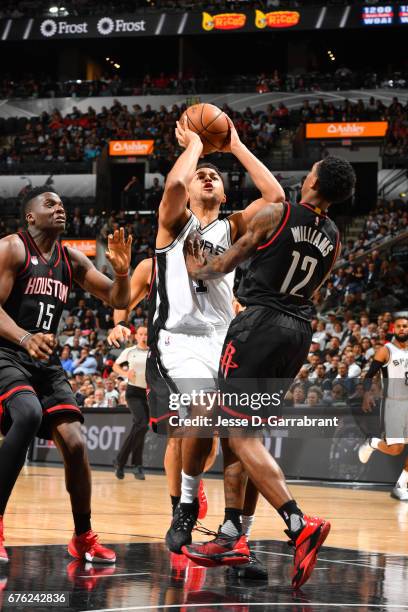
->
[363, 359, 384, 391]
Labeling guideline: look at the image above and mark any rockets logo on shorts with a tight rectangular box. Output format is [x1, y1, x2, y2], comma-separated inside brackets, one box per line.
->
[220, 341, 239, 378]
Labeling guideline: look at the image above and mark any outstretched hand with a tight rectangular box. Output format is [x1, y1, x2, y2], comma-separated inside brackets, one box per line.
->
[107, 324, 132, 348]
[106, 228, 132, 276]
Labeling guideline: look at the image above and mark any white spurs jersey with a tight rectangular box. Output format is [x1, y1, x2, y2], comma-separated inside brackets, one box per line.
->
[383, 341, 408, 400]
[151, 212, 234, 337]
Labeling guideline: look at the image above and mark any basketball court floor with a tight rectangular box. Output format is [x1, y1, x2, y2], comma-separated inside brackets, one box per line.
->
[1, 465, 408, 611]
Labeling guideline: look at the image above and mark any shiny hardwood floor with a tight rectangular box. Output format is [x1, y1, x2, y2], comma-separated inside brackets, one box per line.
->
[4, 465, 408, 556]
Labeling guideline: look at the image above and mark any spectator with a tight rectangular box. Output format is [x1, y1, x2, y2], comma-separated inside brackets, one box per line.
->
[306, 386, 323, 407]
[73, 347, 98, 375]
[60, 345, 75, 376]
[104, 379, 120, 407]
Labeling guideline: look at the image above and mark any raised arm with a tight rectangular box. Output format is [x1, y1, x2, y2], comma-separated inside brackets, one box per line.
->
[224, 116, 285, 241]
[158, 118, 203, 234]
[185, 203, 284, 280]
[69, 228, 131, 309]
[108, 257, 153, 347]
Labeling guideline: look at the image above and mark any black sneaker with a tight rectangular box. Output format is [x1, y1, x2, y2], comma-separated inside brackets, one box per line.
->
[133, 466, 145, 480]
[113, 460, 124, 480]
[165, 500, 199, 553]
[228, 550, 268, 580]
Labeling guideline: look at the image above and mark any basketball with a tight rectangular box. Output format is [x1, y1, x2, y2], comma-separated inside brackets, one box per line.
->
[181, 103, 230, 155]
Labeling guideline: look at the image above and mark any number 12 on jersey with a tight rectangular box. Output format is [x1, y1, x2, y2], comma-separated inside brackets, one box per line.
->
[36, 301, 55, 331]
[280, 250, 318, 297]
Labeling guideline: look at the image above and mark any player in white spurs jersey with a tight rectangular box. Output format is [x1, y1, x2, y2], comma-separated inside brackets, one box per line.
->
[358, 316, 408, 501]
[107, 257, 217, 518]
[146, 116, 284, 557]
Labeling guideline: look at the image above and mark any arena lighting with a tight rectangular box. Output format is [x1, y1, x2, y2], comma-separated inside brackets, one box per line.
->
[114, 63, 120, 69]
[49, 6, 58, 13]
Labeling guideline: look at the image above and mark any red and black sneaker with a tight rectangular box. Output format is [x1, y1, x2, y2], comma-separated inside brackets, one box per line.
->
[289, 515, 330, 590]
[197, 480, 208, 520]
[182, 528, 250, 568]
[68, 530, 116, 564]
[0, 518, 8, 564]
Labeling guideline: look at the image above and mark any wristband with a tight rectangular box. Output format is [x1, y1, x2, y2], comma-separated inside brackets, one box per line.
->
[117, 321, 130, 329]
[115, 270, 129, 278]
[19, 332, 32, 345]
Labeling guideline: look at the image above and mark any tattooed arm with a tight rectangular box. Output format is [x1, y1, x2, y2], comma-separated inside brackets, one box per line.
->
[185, 203, 284, 281]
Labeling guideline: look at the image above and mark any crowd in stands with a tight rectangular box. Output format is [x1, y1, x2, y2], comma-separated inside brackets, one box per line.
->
[1, 69, 406, 101]
[2, 95, 407, 175]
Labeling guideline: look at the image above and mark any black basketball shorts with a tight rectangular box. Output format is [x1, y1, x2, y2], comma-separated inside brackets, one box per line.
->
[0, 347, 83, 440]
[145, 348, 175, 435]
[217, 305, 312, 424]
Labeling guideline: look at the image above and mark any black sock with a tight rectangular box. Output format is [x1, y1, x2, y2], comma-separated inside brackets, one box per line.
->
[278, 500, 304, 535]
[221, 507, 242, 536]
[171, 495, 180, 514]
[73, 512, 91, 536]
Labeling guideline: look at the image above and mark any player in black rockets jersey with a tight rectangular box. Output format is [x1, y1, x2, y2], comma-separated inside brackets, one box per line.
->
[0, 186, 131, 565]
[184, 156, 356, 589]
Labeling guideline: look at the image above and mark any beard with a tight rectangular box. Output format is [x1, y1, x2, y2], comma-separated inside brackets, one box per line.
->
[395, 333, 408, 343]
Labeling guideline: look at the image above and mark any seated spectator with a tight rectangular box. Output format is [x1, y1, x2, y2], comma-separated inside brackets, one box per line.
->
[66, 328, 89, 349]
[61, 315, 76, 337]
[60, 345, 75, 376]
[331, 382, 348, 405]
[306, 386, 323, 407]
[104, 379, 119, 407]
[93, 389, 107, 407]
[73, 347, 98, 375]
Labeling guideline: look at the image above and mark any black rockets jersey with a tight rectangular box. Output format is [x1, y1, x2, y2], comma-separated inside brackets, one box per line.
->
[238, 201, 340, 321]
[0, 231, 72, 349]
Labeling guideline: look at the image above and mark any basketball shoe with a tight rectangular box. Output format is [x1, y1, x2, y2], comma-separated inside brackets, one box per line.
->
[68, 530, 116, 563]
[198, 481, 208, 520]
[358, 438, 376, 463]
[0, 518, 8, 564]
[228, 549, 268, 580]
[182, 528, 250, 567]
[166, 500, 199, 553]
[288, 515, 330, 589]
[391, 486, 408, 501]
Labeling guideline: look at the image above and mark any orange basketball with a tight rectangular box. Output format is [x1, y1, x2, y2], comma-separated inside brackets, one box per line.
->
[181, 103, 230, 155]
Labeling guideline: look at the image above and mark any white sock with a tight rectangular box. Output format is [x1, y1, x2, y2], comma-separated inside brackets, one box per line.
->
[241, 514, 255, 538]
[180, 471, 201, 504]
[370, 437, 382, 449]
[220, 520, 240, 538]
[397, 469, 408, 489]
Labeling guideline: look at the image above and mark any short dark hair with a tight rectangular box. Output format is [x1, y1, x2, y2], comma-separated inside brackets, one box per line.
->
[394, 315, 408, 323]
[196, 162, 224, 185]
[21, 186, 60, 222]
[316, 156, 356, 204]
